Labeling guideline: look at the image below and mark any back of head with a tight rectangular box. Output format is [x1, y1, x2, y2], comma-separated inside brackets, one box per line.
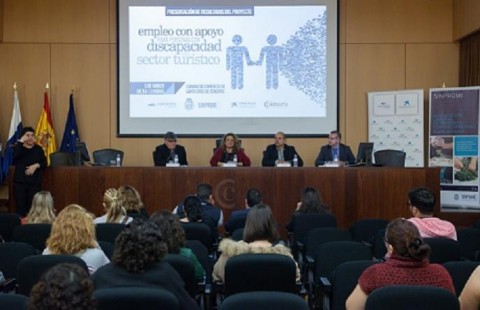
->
[196, 183, 212, 201]
[299, 187, 328, 213]
[243, 204, 280, 243]
[112, 218, 167, 273]
[47, 204, 96, 255]
[28, 263, 95, 310]
[150, 210, 185, 253]
[118, 185, 144, 212]
[385, 218, 431, 261]
[408, 187, 435, 214]
[26, 191, 55, 224]
[184, 195, 203, 222]
[246, 188, 262, 208]
[103, 188, 127, 223]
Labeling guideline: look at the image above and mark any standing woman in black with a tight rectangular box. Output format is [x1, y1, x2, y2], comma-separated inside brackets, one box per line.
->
[13, 126, 47, 216]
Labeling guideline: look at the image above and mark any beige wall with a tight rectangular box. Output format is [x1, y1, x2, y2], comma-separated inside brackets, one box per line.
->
[0, 0, 466, 168]
[454, 0, 480, 40]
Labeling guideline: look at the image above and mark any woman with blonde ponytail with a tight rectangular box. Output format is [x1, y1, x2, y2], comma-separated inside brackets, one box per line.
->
[94, 188, 132, 224]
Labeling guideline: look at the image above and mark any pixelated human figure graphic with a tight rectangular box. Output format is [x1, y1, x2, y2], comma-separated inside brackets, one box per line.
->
[256, 35, 283, 89]
[226, 35, 253, 90]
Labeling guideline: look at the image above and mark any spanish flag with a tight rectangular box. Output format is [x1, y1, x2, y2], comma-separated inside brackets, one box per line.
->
[35, 90, 57, 166]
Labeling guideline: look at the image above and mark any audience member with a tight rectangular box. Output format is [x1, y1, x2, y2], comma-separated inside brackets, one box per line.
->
[151, 210, 206, 281]
[262, 131, 303, 167]
[179, 195, 218, 243]
[94, 188, 132, 224]
[118, 185, 149, 218]
[224, 188, 262, 234]
[92, 218, 199, 310]
[346, 218, 455, 310]
[213, 204, 300, 282]
[407, 187, 457, 240]
[28, 263, 96, 310]
[459, 265, 480, 310]
[43, 204, 110, 275]
[210, 132, 251, 167]
[315, 130, 355, 166]
[153, 131, 188, 166]
[13, 126, 48, 217]
[22, 190, 56, 224]
[286, 187, 330, 232]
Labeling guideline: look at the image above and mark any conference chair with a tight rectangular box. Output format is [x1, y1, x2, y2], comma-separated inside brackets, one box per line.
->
[181, 222, 216, 253]
[0, 213, 21, 242]
[49, 151, 77, 167]
[97, 240, 115, 260]
[94, 287, 179, 310]
[456, 227, 480, 260]
[95, 223, 126, 244]
[304, 227, 352, 267]
[16, 254, 89, 296]
[12, 224, 52, 252]
[224, 216, 247, 236]
[92, 148, 124, 166]
[0, 242, 37, 279]
[230, 228, 244, 241]
[220, 291, 309, 310]
[443, 261, 480, 296]
[365, 285, 459, 310]
[373, 149, 406, 167]
[372, 228, 387, 259]
[424, 237, 462, 263]
[163, 254, 197, 297]
[0, 293, 29, 310]
[350, 218, 389, 245]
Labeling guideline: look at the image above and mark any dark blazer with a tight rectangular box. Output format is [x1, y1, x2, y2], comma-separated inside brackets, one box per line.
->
[314, 143, 356, 166]
[153, 144, 188, 166]
[262, 144, 304, 167]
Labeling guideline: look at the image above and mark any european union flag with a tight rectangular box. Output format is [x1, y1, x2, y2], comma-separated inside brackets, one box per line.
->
[60, 93, 80, 152]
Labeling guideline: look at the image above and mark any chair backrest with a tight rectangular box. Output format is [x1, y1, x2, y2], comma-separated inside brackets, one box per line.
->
[372, 228, 387, 259]
[12, 224, 52, 251]
[373, 149, 406, 167]
[219, 291, 309, 310]
[304, 227, 351, 260]
[180, 222, 213, 251]
[185, 239, 212, 284]
[456, 227, 480, 260]
[95, 223, 126, 244]
[230, 228, 244, 241]
[163, 254, 196, 297]
[443, 261, 480, 296]
[97, 240, 115, 260]
[92, 149, 124, 166]
[293, 213, 337, 246]
[0, 242, 37, 278]
[94, 287, 179, 310]
[365, 285, 459, 310]
[49, 151, 77, 167]
[350, 218, 389, 244]
[224, 254, 296, 296]
[225, 216, 247, 235]
[0, 213, 21, 242]
[17, 254, 89, 295]
[0, 293, 29, 309]
[424, 237, 462, 263]
[330, 260, 379, 310]
[314, 241, 373, 280]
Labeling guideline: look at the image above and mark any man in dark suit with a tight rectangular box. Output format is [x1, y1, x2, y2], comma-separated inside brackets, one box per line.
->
[153, 131, 188, 166]
[224, 188, 262, 234]
[262, 131, 304, 167]
[315, 130, 355, 166]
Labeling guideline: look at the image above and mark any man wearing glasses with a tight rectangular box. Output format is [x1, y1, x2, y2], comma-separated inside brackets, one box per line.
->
[153, 131, 188, 166]
[314, 130, 355, 166]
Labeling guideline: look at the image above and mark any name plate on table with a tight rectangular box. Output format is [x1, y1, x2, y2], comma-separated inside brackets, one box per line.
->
[276, 162, 292, 167]
[322, 161, 341, 167]
[166, 163, 180, 167]
[223, 162, 237, 167]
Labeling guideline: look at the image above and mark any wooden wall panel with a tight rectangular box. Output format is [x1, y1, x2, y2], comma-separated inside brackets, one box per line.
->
[3, 0, 110, 43]
[453, 0, 480, 40]
[345, 0, 453, 44]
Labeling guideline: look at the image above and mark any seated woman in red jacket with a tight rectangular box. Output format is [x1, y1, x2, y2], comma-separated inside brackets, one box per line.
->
[346, 218, 455, 310]
[210, 133, 251, 167]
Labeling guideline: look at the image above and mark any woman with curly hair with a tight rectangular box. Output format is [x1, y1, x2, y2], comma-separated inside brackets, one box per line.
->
[28, 263, 96, 310]
[43, 204, 109, 275]
[151, 210, 205, 280]
[92, 218, 198, 310]
[117, 185, 149, 218]
[346, 218, 455, 310]
[22, 191, 56, 224]
[94, 188, 132, 224]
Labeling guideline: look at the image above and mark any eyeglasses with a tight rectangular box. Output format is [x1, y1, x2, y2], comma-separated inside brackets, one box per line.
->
[166, 139, 177, 143]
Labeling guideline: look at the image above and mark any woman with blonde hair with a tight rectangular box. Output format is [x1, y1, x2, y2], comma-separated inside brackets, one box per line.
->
[43, 204, 109, 274]
[117, 185, 149, 218]
[94, 188, 132, 224]
[22, 191, 56, 224]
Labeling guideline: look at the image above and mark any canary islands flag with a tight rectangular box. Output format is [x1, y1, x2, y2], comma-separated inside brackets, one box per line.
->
[2, 89, 23, 180]
[35, 91, 56, 166]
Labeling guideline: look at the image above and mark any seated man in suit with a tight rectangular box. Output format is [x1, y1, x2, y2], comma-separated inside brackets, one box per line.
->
[224, 188, 262, 234]
[153, 131, 188, 166]
[262, 131, 303, 167]
[315, 130, 355, 166]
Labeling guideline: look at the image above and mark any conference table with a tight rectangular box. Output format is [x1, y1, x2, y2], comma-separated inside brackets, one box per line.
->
[8, 166, 477, 238]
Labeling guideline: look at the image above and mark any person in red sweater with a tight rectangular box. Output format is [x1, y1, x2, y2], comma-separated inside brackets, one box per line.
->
[210, 132, 251, 167]
[346, 218, 455, 310]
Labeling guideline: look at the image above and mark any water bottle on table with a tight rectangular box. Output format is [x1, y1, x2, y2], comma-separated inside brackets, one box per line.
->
[293, 154, 299, 167]
[116, 153, 121, 167]
[174, 154, 179, 164]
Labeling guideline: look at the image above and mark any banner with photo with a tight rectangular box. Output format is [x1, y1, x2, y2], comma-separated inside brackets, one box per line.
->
[430, 87, 480, 212]
[368, 89, 424, 167]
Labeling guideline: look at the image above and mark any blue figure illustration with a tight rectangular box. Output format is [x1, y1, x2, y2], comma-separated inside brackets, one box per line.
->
[256, 35, 283, 89]
[226, 35, 253, 90]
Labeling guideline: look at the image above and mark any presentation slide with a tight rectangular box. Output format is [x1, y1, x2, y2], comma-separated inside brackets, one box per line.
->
[118, 0, 338, 136]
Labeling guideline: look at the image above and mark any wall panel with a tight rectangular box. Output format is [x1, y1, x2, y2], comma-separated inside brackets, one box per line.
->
[453, 0, 480, 40]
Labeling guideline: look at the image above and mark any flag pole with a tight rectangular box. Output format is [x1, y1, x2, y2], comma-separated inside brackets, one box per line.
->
[13, 82, 17, 90]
